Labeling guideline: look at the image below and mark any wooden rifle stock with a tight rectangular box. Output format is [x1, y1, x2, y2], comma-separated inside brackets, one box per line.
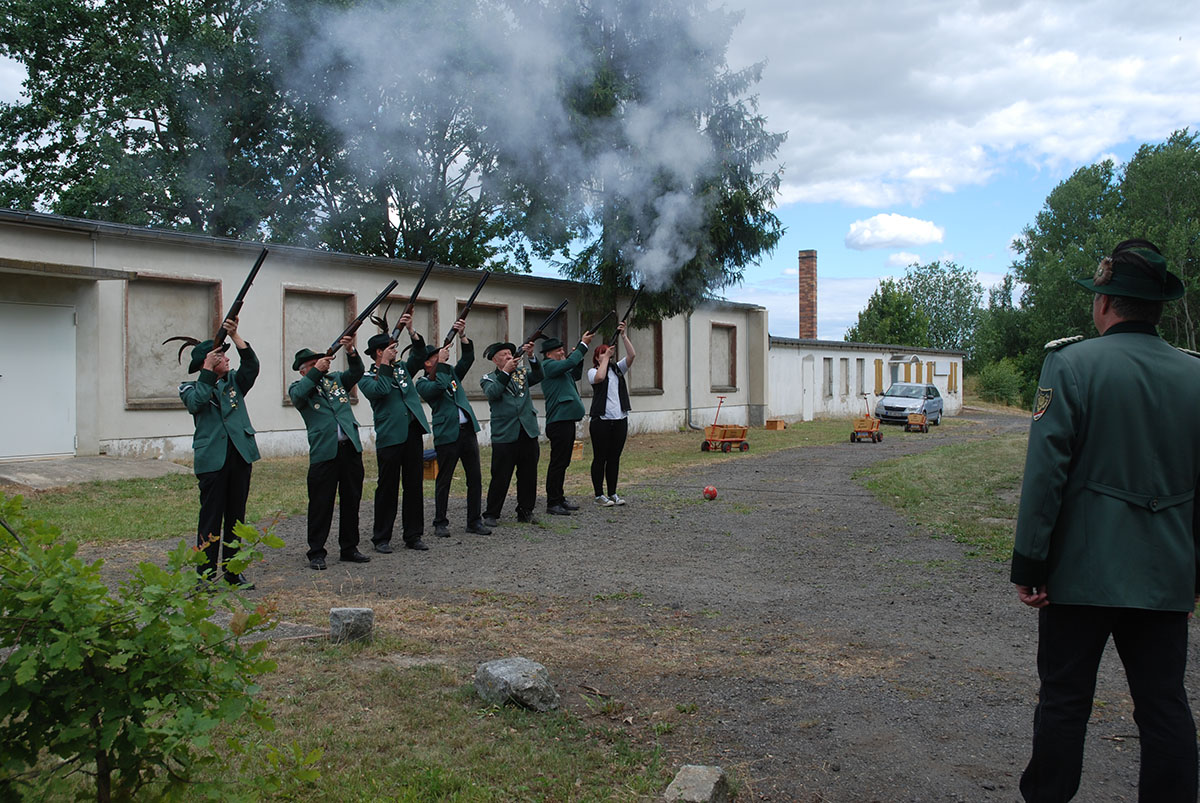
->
[443, 271, 492, 346]
[212, 248, 268, 347]
[522, 299, 569, 346]
[606, 286, 642, 347]
[328, 280, 399, 356]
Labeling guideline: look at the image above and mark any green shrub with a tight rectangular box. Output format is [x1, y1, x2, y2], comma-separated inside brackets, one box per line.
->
[0, 494, 318, 801]
[976, 358, 1025, 407]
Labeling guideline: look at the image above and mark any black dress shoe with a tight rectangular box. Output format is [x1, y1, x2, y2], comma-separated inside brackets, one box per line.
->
[466, 521, 492, 535]
[516, 510, 538, 524]
[308, 558, 327, 570]
[546, 504, 571, 516]
[405, 539, 430, 551]
[223, 572, 256, 590]
[482, 514, 500, 528]
[434, 525, 450, 538]
[373, 542, 393, 554]
[340, 550, 371, 563]
[561, 499, 580, 511]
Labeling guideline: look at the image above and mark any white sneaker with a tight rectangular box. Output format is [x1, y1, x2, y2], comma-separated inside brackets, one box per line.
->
[610, 493, 626, 506]
[594, 494, 615, 507]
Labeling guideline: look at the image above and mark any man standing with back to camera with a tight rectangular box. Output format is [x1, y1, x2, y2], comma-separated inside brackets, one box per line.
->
[1011, 238, 1200, 802]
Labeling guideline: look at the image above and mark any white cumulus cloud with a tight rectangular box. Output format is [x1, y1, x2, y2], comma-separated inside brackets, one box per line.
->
[845, 214, 944, 251]
[886, 251, 921, 268]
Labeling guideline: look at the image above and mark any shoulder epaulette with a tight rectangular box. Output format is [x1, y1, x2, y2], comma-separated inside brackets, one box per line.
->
[178, 381, 195, 394]
[1177, 347, 1200, 359]
[1044, 335, 1084, 351]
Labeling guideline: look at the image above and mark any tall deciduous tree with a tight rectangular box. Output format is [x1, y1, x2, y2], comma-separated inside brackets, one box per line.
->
[0, 0, 321, 238]
[898, 259, 983, 354]
[845, 279, 930, 347]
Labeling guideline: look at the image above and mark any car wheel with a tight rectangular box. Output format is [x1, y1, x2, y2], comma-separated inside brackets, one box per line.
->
[932, 411, 940, 426]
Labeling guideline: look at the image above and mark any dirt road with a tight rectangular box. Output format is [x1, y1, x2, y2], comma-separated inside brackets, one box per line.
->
[87, 410, 1190, 801]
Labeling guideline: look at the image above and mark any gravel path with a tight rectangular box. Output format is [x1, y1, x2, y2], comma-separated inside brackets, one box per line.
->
[84, 409, 1196, 801]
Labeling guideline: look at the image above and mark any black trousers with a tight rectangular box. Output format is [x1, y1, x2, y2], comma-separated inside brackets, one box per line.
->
[306, 440, 364, 560]
[372, 426, 426, 546]
[434, 424, 482, 527]
[1021, 604, 1197, 803]
[485, 430, 540, 519]
[544, 419, 576, 508]
[588, 417, 628, 497]
[195, 441, 252, 577]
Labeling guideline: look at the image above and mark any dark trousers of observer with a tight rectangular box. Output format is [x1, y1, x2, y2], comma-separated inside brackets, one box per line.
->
[485, 430, 540, 519]
[196, 441, 252, 577]
[544, 419, 576, 508]
[1021, 604, 1197, 803]
[372, 426, 426, 547]
[589, 417, 628, 498]
[306, 439, 364, 561]
[434, 424, 482, 528]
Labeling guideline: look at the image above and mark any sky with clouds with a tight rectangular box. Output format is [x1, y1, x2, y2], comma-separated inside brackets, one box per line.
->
[725, 0, 1200, 338]
[2, 0, 1198, 340]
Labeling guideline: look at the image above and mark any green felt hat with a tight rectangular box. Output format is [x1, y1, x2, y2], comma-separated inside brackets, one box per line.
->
[292, 348, 324, 371]
[484, 341, 517, 360]
[188, 339, 230, 374]
[365, 333, 393, 357]
[539, 337, 565, 355]
[1075, 239, 1184, 301]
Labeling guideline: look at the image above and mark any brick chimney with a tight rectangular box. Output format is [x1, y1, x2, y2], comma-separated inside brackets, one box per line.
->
[797, 250, 817, 339]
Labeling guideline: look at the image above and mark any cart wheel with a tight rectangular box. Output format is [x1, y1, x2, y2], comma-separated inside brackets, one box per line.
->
[721, 441, 732, 452]
[739, 441, 750, 452]
[701, 441, 711, 452]
[850, 433, 856, 443]
[876, 431, 883, 442]
[923, 424, 929, 433]
[904, 424, 910, 432]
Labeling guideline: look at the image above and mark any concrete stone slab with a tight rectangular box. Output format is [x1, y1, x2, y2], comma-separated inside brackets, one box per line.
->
[0, 456, 190, 490]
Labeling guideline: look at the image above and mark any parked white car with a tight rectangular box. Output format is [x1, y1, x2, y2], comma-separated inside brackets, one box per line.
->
[875, 382, 944, 425]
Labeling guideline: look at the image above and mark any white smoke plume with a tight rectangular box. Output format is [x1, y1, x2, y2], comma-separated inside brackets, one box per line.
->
[266, 0, 736, 290]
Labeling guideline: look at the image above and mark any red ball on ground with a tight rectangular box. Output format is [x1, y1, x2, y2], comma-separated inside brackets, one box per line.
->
[703, 485, 718, 500]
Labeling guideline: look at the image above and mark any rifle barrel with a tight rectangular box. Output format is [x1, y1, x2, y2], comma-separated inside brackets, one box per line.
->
[443, 271, 492, 346]
[389, 260, 437, 343]
[213, 247, 268, 346]
[607, 286, 642, 347]
[329, 280, 399, 356]
[523, 298, 569, 345]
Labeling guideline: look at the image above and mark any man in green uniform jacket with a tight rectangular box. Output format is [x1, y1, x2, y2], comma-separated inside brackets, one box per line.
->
[540, 332, 594, 515]
[1011, 238, 1200, 802]
[480, 340, 543, 526]
[288, 335, 371, 570]
[416, 320, 490, 537]
[179, 317, 259, 589]
[360, 313, 432, 552]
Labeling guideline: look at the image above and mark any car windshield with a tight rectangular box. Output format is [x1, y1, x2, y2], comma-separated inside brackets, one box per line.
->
[884, 385, 924, 399]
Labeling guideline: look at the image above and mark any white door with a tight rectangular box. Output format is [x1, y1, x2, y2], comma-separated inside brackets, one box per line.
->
[801, 355, 815, 422]
[0, 302, 77, 459]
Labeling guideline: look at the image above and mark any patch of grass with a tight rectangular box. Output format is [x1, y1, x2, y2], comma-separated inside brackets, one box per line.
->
[855, 432, 1028, 562]
[15, 419, 852, 545]
[237, 644, 667, 801]
[594, 590, 646, 602]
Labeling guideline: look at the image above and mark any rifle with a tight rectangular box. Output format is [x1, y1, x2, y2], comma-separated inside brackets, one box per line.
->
[586, 309, 616, 337]
[443, 271, 492, 346]
[328, 280, 399, 356]
[388, 260, 435, 342]
[606, 286, 642, 347]
[521, 299, 569, 346]
[161, 247, 269, 363]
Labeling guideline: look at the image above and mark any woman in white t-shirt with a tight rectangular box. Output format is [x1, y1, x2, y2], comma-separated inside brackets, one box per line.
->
[587, 322, 637, 506]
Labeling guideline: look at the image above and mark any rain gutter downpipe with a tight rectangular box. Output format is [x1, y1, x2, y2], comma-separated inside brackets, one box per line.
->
[685, 311, 703, 431]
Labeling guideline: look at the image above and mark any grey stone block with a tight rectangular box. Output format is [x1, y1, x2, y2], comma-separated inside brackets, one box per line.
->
[329, 607, 374, 643]
[474, 656, 560, 712]
[664, 765, 732, 802]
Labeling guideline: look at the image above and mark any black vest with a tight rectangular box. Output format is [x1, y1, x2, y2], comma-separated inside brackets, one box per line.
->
[590, 363, 632, 418]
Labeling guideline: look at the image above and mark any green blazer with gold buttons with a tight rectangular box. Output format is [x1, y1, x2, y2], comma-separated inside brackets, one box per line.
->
[287, 351, 365, 463]
[179, 343, 261, 475]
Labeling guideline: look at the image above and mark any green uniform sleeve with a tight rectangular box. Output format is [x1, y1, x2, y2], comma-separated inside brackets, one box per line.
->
[233, 343, 259, 396]
[358, 364, 390, 401]
[481, 370, 510, 401]
[1011, 351, 1082, 586]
